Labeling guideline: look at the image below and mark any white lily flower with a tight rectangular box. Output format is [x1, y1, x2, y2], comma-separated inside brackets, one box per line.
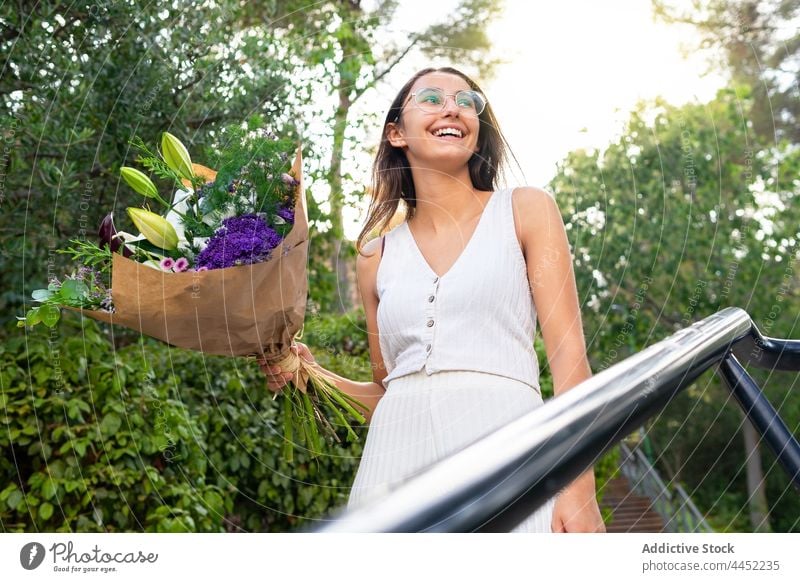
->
[112, 230, 146, 257]
[194, 236, 210, 250]
[112, 231, 146, 243]
[200, 205, 236, 229]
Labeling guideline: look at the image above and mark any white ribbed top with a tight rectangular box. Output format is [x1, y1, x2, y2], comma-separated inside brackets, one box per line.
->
[376, 187, 541, 393]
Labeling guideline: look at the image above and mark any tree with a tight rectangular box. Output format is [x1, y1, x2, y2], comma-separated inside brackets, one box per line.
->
[548, 87, 800, 531]
[653, 0, 800, 143]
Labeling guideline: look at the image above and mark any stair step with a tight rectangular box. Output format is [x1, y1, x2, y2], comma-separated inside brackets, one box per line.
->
[611, 516, 663, 525]
[604, 502, 655, 511]
[607, 502, 658, 511]
[609, 521, 665, 527]
[610, 511, 662, 521]
[599, 467, 674, 532]
[608, 519, 664, 529]
[610, 516, 665, 524]
[608, 525, 664, 533]
[604, 498, 653, 506]
[602, 498, 653, 507]
[604, 503, 654, 511]
[603, 494, 652, 504]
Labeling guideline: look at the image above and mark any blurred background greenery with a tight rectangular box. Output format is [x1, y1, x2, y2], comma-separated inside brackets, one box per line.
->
[1, 0, 797, 532]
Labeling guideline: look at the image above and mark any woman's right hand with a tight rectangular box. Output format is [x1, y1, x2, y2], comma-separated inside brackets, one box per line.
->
[257, 342, 316, 394]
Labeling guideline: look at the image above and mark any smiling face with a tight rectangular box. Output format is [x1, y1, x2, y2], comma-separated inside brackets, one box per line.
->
[386, 72, 482, 171]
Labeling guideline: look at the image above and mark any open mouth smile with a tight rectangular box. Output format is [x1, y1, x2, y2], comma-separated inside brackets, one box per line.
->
[431, 127, 464, 139]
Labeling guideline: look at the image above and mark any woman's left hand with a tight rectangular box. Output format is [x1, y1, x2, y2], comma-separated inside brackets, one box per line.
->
[551, 477, 606, 533]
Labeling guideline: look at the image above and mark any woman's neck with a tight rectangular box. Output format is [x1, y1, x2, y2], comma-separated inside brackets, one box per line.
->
[408, 167, 489, 232]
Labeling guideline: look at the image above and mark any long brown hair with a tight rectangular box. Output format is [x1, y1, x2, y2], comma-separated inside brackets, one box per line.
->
[355, 66, 515, 256]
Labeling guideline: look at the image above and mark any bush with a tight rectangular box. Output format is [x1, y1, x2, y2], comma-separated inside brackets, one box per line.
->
[0, 314, 363, 532]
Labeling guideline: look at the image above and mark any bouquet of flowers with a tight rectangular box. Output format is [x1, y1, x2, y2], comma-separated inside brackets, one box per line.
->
[20, 123, 368, 462]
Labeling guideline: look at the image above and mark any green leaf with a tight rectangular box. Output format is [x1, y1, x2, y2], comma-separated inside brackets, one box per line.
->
[39, 304, 61, 328]
[204, 491, 224, 514]
[42, 479, 57, 501]
[25, 307, 42, 327]
[39, 501, 54, 520]
[32, 289, 53, 302]
[100, 413, 122, 436]
[7, 489, 23, 510]
[60, 279, 90, 301]
[74, 439, 87, 456]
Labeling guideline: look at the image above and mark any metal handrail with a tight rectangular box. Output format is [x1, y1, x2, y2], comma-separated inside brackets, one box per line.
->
[310, 307, 800, 532]
[618, 441, 713, 532]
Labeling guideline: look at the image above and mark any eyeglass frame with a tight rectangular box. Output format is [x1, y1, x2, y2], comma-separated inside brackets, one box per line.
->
[393, 87, 488, 122]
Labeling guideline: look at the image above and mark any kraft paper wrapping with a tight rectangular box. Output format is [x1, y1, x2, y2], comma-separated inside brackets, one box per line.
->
[69, 149, 309, 364]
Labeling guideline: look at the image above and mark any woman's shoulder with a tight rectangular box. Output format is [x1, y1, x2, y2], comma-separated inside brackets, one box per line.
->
[358, 236, 383, 264]
[356, 237, 382, 303]
[509, 186, 560, 221]
[361, 217, 405, 249]
[509, 185, 556, 203]
[507, 186, 561, 253]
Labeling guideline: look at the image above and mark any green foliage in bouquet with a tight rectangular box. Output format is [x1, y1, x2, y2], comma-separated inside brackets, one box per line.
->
[187, 121, 298, 236]
[18, 241, 113, 329]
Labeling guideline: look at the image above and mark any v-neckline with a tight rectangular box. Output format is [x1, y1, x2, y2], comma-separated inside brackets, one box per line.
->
[403, 189, 499, 280]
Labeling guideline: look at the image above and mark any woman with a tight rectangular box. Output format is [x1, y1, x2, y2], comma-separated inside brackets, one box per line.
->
[260, 66, 605, 533]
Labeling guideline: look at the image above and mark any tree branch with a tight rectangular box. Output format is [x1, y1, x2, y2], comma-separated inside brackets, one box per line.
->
[52, 15, 82, 40]
[0, 80, 39, 96]
[185, 114, 226, 129]
[0, 20, 22, 43]
[353, 36, 419, 102]
[175, 71, 206, 95]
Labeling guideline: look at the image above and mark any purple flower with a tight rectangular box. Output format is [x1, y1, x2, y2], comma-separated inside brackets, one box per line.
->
[160, 257, 175, 271]
[276, 205, 294, 224]
[174, 257, 189, 272]
[100, 289, 114, 312]
[98, 213, 133, 257]
[76, 265, 93, 279]
[196, 181, 213, 196]
[281, 173, 299, 188]
[196, 214, 283, 270]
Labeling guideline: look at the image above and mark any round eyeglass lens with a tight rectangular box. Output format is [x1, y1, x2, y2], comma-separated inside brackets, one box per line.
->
[413, 88, 486, 115]
[460, 91, 486, 114]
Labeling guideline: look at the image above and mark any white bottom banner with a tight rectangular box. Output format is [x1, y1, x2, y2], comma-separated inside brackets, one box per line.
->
[1, 533, 797, 581]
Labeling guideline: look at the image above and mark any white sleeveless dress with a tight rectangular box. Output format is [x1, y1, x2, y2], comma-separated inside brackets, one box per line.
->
[346, 187, 556, 532]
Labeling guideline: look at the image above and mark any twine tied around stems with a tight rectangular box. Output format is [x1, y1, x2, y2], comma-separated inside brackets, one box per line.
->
[267, 344, 325, 398]
[254, 335, 370, 462]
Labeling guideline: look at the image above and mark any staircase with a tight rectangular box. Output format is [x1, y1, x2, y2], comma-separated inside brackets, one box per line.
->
[599, 438, 714, 533]
[601, 475, 666, 532]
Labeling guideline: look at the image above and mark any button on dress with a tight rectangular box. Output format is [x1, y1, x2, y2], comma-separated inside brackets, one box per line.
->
[346, 187, 556, 532]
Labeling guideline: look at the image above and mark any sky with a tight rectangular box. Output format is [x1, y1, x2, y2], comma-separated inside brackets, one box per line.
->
[339, 0, 727, 239]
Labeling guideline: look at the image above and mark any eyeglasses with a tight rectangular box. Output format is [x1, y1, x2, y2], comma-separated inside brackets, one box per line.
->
[400, 87, 487, 118]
